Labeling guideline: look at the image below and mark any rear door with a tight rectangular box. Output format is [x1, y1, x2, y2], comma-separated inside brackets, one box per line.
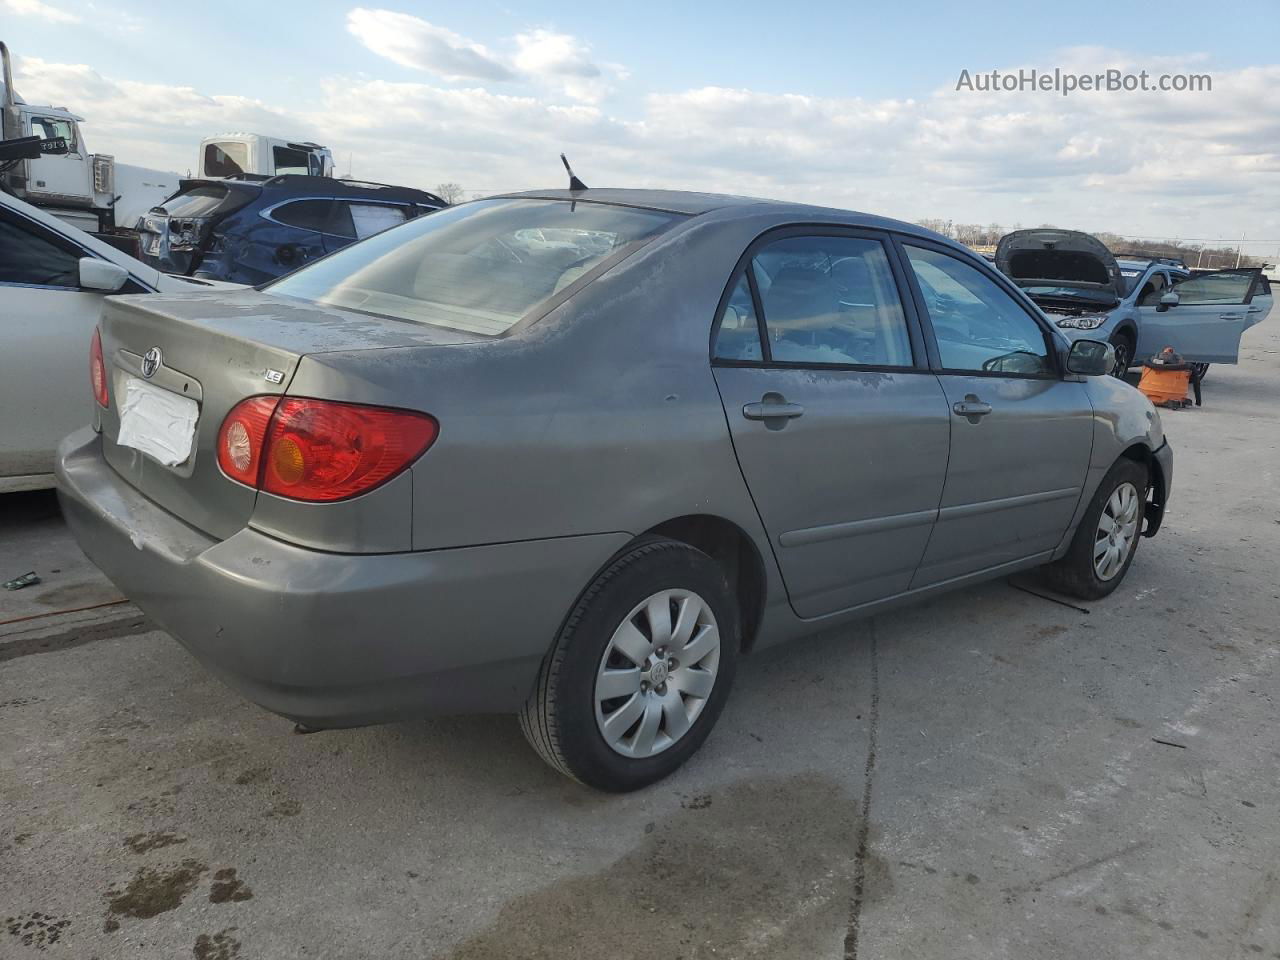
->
[259, 198, 332, 275]
[1136, 268, 1266, 363]
[898, 240, 1094, 586]
[712, 228, 950, 618]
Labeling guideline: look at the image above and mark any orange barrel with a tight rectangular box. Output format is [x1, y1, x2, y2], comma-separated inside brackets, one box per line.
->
[1138, 347, 1192, 406]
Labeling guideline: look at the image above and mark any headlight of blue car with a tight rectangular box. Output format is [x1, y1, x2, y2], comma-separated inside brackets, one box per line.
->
[1055, 315, 1108, 330]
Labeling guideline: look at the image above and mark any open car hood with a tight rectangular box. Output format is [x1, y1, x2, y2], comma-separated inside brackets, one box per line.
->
[995, 229, 1123, 300]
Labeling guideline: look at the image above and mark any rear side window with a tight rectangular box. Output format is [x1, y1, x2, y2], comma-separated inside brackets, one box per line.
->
[0, 213, 82, 287]
[269, 199, 333, 232]
[266, 198, 681, 336]
[905, 245, 1053, 376]
[713, 234, 913, 367]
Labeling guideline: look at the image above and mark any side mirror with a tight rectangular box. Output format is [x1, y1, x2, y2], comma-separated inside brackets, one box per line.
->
[78, 257, 129, 293]
[1156, 290, 1180, 312]
[1066, 339, 1115, 377]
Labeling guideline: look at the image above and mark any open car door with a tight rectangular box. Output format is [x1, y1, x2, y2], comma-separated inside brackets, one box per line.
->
[1136, 268, 1269, 364]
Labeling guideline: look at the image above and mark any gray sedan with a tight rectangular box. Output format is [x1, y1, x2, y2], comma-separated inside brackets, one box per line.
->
[57, 189, 1172, 791]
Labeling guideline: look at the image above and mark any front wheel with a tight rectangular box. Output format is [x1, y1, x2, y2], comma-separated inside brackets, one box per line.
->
[1040, 458, 1148, 600]
[520, 538, 737, 792]
[1109, 333, 1134, 378]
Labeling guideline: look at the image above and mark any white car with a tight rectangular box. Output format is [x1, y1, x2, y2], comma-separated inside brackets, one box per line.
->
[0, 191, 234, 492]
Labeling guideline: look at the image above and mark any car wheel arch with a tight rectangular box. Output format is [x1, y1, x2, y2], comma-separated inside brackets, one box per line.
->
[643, 514, 767, 654]
[1118, 442, 1166, 537]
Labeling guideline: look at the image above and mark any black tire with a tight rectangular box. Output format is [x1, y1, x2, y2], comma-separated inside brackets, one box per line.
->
[1041, 458, 1148, 600]
[1109, 332, 1135, 378]
[519, 538, 738, 792]
[1191, 362, 1210, 382]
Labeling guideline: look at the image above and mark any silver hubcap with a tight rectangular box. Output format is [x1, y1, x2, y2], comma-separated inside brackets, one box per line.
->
[1094, 481, 1140, 581]
[594, 589, 721, 759]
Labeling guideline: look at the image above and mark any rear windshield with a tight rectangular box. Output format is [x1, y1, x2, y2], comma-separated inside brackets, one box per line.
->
[162, 186, 231, 219]
[264, 198, 683, 336]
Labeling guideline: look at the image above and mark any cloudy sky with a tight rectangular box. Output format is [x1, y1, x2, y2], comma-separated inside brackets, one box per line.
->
[3, 0, 1278, 246]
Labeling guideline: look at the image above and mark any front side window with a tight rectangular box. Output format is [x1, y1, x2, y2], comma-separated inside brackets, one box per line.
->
[712, 234, 913, 367]
[905, 245, 1053, 376]
[0, 214, 81, 288]
[266, 198, 682, 336]
[1170, 270, 1256, 305]
[29, 117, 76, 152]
[204, 142, 249, 178]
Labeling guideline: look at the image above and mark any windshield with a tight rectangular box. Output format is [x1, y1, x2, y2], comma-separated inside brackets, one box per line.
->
[266, 198, 683, 336]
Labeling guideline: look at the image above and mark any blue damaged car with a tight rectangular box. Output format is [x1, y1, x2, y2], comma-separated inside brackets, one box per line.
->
[139, 175, 446, 284]
[996, 229, 1272, 376]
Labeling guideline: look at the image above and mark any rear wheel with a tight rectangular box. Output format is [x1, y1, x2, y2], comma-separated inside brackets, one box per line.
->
[1109, 332, 1135, 377]
[520, 538, 737, 792]
[1041, 458, 1147, 600]
[1191, 362, 1210, 382]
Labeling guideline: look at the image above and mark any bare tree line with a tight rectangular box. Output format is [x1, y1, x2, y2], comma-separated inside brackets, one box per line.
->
[915, 218, 1269, 268]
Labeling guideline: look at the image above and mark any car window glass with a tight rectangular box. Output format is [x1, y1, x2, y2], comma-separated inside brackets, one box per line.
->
[30, 116, 76, 151]
[349, 204, 407, 239]
[204, 142, 248, 178]
[270, 199, 333, 232]
[1171, 271, 1254, 305]
[749, 235, 912, 366]
[1137, 271, 1168, 306]
[0, 215, 82, 287]
[267, 198, 681, 337]
[905, 245, 1052, 376]
[272, 146, 312, 176]
[712, 274, 763, 361]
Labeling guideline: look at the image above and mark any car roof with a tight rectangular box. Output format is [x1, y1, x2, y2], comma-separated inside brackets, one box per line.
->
[184, 175, 446, 206]
[492, 188, 962, 245]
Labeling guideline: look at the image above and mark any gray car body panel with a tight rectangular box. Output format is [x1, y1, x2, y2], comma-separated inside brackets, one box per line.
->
[56, 190, 1170, 725]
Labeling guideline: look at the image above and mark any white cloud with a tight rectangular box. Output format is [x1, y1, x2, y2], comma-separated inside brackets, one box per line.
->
[1, 0, 80, 23]
[513, 29, 621, 103]
[10, 47, 1279, 240]
[346, 8, 513, 81]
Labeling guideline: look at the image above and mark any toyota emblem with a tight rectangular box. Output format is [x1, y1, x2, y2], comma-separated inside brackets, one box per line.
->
[140, 346, 163, 379]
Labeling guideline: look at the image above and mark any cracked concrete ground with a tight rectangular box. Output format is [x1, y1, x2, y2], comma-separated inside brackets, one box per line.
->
[2, 324, 1278, 960]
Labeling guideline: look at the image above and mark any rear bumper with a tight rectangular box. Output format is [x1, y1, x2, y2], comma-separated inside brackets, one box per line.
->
[1145, 440, 1173, 537]
[56, 428, 629, 726]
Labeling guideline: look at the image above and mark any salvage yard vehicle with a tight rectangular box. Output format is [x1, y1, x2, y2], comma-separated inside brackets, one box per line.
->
[996, 229, 1273, 375]
[1, 40, 177, 234]
[198, 133, 335, 180]
[0, 190, 234, 493]
[57, 189, 1172, 791]
[138, 175, 446, 284]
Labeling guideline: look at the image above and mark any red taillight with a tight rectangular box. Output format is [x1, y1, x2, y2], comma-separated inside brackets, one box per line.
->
[217, 397, 438, 502]
[216, 396, 280, 487]
[90, 327, 109, 408]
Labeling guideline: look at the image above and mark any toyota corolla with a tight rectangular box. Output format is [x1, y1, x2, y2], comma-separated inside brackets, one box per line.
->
[57, 189, 1172, 791]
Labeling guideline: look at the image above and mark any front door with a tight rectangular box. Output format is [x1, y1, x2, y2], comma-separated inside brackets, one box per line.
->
[712, 230, 950, 618]
[0, 208, 113, 481]
[898, 241, 1094, 586]
[1136, 268, 1269, 363]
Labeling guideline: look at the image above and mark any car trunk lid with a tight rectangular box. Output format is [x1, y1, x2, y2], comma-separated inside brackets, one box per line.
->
[97, 289, 482, 539]
[995, 229, 1124, 303]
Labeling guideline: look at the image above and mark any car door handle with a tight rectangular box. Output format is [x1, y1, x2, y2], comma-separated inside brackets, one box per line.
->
[952, 396, 992, 421]
[1219, 313, 1243, 320]
[743, 394, 805, 424]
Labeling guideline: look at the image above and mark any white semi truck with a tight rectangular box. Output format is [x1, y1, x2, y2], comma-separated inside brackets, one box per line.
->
[2, 41, 337, 238]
